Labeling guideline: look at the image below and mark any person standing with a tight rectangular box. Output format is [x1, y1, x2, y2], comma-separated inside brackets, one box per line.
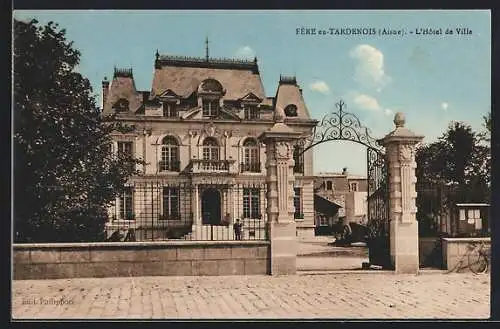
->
[233, 218, 243, 240]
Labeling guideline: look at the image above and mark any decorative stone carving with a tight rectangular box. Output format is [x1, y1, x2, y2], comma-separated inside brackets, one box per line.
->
[398, 144, 413, 164]
[394, 112, 406, 128]
[275, 142, 290, 159]
[223, 130, 232, 138]
[204, 122, 219, 137]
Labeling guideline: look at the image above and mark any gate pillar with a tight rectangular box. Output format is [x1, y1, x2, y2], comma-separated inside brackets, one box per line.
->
[259, 108, 302, 275]
[378, 113, 424, 274]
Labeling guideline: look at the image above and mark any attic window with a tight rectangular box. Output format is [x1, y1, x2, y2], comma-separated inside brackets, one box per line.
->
[201, 79, 223, 93]
[113, 98, 129, 112]
[202, 99, 219, 118]
[244, 106, 259, 120]
[284, 104, 298, 117]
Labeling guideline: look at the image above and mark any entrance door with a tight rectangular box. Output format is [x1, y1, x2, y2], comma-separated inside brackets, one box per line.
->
[201, 188, 221, 225]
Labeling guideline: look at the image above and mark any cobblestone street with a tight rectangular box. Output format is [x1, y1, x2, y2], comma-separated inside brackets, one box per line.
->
[12, 272, 490, 319]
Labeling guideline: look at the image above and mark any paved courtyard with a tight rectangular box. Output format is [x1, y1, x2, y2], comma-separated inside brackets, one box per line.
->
[297, 235, 369, 271]
[12, 272, 490, 319]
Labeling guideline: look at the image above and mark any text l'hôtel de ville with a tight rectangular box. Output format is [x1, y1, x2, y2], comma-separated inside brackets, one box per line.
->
[295, 27, 472, 36]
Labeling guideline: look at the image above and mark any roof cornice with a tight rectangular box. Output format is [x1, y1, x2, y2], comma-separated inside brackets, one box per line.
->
[155, 54, 259, 73]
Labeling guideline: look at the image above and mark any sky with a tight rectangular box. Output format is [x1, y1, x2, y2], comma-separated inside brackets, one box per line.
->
[13, 10, 491, 176]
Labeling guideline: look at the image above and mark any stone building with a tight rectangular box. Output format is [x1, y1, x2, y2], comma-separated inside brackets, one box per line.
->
[102, 51, 317, 239]
[313, 168, 368, 235]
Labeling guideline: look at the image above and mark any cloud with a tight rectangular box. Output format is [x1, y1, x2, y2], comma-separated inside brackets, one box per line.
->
[353, 93, 381, 111]
[235, 46, 256, 59]
[349, 44, 391, 90]
[441, 102, 449, 111]
[310, 80, 330, 94]
[384, 108, 394, 116]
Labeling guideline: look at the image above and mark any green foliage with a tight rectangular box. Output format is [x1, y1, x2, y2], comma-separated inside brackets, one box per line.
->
[416, 121, 490, 211]
[14, 19, 141, 242]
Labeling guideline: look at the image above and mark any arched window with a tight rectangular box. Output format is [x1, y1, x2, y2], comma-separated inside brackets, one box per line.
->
[160, 136, 180, 171]
[202, 137, 219, 161]
[242, 138, 260, 172]
[284, 104, 298, 117]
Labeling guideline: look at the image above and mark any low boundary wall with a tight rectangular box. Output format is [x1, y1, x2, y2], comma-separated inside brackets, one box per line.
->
[442, 237, 491, 272]
[13, 240, 270, 280]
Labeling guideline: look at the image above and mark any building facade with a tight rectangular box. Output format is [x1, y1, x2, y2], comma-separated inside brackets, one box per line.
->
[313, 169, 368, 235]
[102, 53, 317, 239]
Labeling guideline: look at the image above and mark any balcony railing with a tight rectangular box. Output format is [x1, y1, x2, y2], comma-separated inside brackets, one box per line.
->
[159, 160, 180, 172]
[240, 162, 261, 173]
[190, 159, 235, 173]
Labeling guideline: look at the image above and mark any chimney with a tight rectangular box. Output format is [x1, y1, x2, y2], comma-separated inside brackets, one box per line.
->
[102, 77, 109, 109]
[342, 167, 348, 175]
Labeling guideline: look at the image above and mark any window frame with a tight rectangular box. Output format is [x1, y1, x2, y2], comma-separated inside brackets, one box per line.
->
[118, 186, 134, 220]
[244, 106, 259, 120]
[242, 139, 260, 172]
[202, 99, 219, 118]
[163, 102, 178, 118]
[202, 137, 219, 161]
[243, 188, 261, 219]
[160, 136, 180, 172]
[161, 187, 180, 220]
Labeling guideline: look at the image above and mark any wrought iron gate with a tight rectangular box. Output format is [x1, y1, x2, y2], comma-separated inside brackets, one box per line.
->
[300, 100, 390, 258]
[367, 148, 389, 238]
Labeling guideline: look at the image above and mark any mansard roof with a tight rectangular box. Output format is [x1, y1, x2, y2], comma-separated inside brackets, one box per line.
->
[102, 67, 143, 114]
[274, 75, 311, 120]
[151, 54, 266, 101]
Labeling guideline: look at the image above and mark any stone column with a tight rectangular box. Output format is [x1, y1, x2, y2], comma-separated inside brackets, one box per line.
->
[378, 113, 424, 274]
[259, 110, 302, 275]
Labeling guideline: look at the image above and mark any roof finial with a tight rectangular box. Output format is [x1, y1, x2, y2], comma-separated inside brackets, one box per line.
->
[155, 49, 159, 60]
[205, 36, 210, 62]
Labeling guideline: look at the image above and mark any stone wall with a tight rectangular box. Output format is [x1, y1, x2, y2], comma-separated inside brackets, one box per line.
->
[442, 237, 490, 272]
[13, 241, 270, 280]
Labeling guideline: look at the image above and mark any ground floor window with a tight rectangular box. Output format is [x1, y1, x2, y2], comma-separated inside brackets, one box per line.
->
[243, 188, 260, 219]
[162, 187, 180, 220]
[118, 186, 134, 220]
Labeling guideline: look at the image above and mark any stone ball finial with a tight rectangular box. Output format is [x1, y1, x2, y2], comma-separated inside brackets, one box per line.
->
[394, 112, 406, 128]
[274, 106, 285, 123]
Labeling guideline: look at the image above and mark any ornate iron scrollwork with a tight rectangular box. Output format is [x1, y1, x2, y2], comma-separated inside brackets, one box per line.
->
[300, 100, 383, 154]
[298, 100, 389, 242]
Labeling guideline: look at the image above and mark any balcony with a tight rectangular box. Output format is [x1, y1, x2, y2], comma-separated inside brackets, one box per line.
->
[158, 160, 180, 172]
[189, 159, 235, 174]
[240, 162, 261, 173]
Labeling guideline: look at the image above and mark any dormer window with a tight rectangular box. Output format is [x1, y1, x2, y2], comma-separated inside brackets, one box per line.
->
[244, 106, 259, 120]
[163, 102, 177, 117]
[113, 98, 129, 112]
[202, 100, 219, 118]
[199, 79, 224, 119]
[284, 104, 298, 117]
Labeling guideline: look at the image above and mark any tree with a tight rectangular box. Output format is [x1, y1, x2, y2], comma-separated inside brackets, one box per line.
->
[416, 121, 490, 201]
[14, 19, 141, 242]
